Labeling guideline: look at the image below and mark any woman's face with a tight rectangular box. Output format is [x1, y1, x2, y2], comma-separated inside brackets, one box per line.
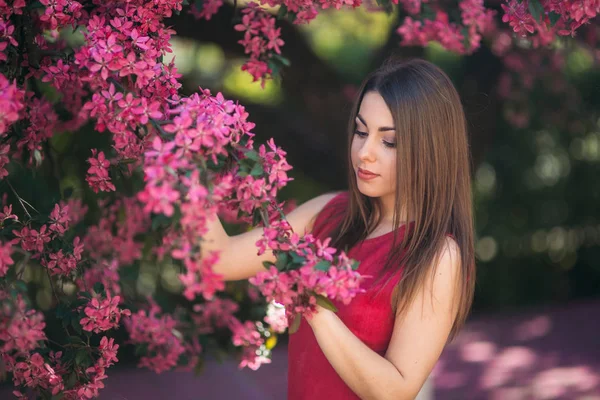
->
[350, 91, 397, 202]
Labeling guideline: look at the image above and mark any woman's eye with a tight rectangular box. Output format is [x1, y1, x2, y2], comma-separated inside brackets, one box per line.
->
[354, 129, 368, 137]
[383, 141, 396, 148]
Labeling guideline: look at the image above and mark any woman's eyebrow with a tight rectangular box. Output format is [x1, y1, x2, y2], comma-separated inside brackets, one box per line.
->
[356, 114, 395, 132]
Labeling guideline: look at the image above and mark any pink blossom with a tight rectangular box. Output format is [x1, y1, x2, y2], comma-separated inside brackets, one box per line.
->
[86, 149, 116, 193]
[0, 294, 47, 355]
[49, 203, 71, 235]
[0, 239, 15, 276]
[124, 302, 187, 374]
[79, 292, 131, 334]
[0, 73, 25, 137]
[179, 253, 225, 301]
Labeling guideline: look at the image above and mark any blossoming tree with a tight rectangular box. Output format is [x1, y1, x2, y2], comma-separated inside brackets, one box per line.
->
[0, 0, 598, 399]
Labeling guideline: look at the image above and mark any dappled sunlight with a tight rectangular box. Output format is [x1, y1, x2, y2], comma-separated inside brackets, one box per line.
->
[532, 367, 599, 399]
[460, 340, 497, 363]
[297, 5, 397, 78]
[222, 60, 284, 105]
[434, 301, 600, 399]
[480, 346, 537, 389]
[514, 315, 552, 341]
[167, 35, 284, 104]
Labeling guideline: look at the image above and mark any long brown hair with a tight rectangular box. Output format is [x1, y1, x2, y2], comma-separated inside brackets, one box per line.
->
[327, 57, 475, 340]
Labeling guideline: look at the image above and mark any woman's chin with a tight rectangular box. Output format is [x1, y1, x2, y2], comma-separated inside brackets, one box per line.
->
[356, 182, 382, 197]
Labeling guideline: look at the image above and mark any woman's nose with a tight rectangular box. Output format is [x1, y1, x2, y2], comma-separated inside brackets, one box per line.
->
[358, 138, 376, 162]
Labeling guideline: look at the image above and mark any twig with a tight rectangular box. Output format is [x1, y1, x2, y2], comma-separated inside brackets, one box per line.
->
[15, 251, 31, 281]
[6, 180, 33, 219]
[46, 267, 62, 305]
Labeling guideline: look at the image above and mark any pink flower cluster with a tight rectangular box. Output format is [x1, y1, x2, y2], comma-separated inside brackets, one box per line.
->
[42, 237, 83, 276]
[125, 301, 193, 374]
[502, 0, 599, 45]
[0, 0, 25, 62]
[179, 252, 225, 301]
[137, 88, 293, 309]
[0, 238, 15, 276]
[232, 139, 293, 216]
[79, 292, 131, 334]
[9, 201, 87, 277]
[0, 73, 25, 137]
[233, 2, 285, 88]
[259, 0, 361, 24]
[86, 150, 116, 193]
[11, 352, 64, 398]
[230, 319, 272, 370]
[79, 195, 149, 297]
[397, 0, 496, 54]
[31, 1, 183, 175]
[0, 293, 46, 357]
[250, 220, 365, 326]
[192, 297, 239, 334]
[0, 192, 133, 398]
[189, 0, 224, 20]
[84, 196, 149, 266]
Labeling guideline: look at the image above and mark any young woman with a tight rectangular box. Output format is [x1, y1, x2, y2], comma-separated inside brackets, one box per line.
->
[204, 57, 476, 400]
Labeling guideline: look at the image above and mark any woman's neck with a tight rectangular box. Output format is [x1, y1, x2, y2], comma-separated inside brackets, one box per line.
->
[377, 193, 407, 225]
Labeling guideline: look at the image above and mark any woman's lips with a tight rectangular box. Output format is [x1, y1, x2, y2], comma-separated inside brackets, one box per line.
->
[357, 167, 379, 181]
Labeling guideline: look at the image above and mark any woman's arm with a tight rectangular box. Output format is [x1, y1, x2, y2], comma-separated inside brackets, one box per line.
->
[203, 192, 340, 281]
[306, 237, 462, 400]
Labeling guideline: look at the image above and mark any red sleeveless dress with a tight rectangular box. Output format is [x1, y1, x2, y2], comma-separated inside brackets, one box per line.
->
[287, 192, 409, 400]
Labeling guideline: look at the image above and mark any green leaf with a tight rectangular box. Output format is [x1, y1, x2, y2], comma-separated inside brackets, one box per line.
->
[548, 11, 561, 26]
[275, 252, 289, 271]
[262, 261, 276, 269]
[250, 163, 264, 177]
[68, 336, 85, 345]
[151, 214, 170, 231]
[528, 0, 544, 22]
[245, 150, 260, 162]
[93, 282, 105, 294]
[252, 209, 262, 226]
[55, 303, 67, 319]
[290, 252, 306, 266]
[66, 371, 78, 388]
[276, 4, 288, 19]
[61, 314, 71, 330]
[288, 313, 301, 334]
[315, 295, 338, 313]
[351, 260, 360, 271]
[75, 349, 89, 366]
[313, 260, 330, 272]
[26, 1, 44, 10]
[272, 54, 291, 67]
[268, 59, 281, 78]
[14, 280, 28, 292]
[71, 317, 82, 334]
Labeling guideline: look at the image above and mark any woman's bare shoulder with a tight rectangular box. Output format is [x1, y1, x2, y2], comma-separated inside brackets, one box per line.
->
[285, 191, 345, 235]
